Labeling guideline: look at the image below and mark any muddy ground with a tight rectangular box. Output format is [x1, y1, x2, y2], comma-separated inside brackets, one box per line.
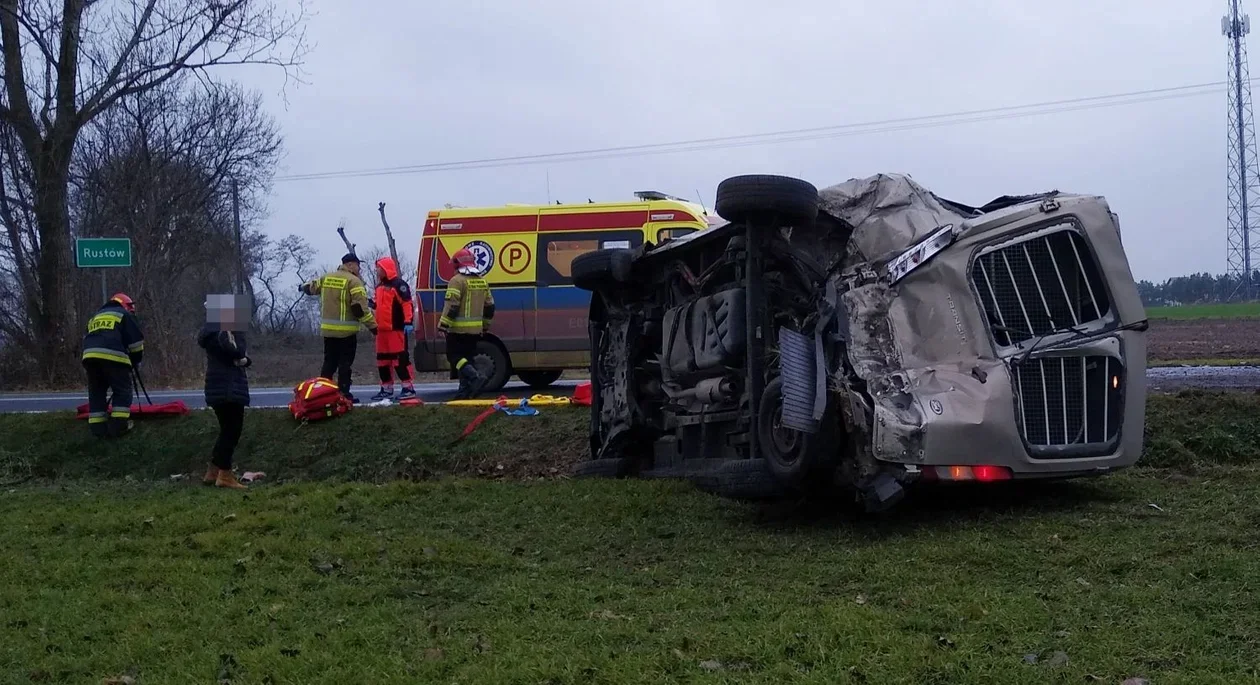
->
[1148, 317, 1260, 361]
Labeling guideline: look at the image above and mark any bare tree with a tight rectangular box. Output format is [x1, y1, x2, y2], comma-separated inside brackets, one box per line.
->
[0, 122, 37, 359]
[68, 79, 282, 381]
[252, 233, 317, 335]
[359, 244, 417, 292]
[0, 0, 308, 382]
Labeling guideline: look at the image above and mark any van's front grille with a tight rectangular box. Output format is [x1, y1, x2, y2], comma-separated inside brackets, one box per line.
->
[972, 228, 1111, 347]
[1012, 354, 1124, 456]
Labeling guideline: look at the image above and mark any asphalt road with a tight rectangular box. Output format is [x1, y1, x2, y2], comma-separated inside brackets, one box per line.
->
[1, 367, 1257, 414]
[0, 379, 584, 413]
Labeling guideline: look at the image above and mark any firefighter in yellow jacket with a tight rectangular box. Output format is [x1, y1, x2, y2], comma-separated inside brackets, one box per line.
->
[300, 253, 377, 403]
[440, 248, 496, 400]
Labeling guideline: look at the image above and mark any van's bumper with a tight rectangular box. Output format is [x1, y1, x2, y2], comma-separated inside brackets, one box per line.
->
[866, 331, 1147, 478]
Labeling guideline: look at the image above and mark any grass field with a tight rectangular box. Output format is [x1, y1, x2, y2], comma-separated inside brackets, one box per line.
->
[4, 470, 1259, 683]
[3, 392, 1260, 682]
[1145, 302, 1260, 319]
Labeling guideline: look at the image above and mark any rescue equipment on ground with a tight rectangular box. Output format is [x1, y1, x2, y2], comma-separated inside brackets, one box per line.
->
[289, 377, 353, 422]
[572, 382, 592, 407]
[443, 393, 572, 407]
[74, 367, 190, 420]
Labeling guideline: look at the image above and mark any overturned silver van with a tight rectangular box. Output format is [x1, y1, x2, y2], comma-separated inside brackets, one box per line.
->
[572, 173, 1148, 511]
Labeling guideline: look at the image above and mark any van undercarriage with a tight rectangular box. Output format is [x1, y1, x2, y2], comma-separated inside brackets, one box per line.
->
[573, 173, 1148, 511]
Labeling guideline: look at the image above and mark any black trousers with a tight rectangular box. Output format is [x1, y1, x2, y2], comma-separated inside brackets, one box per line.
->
[84, 359, 133, 437]
[321, 335, 358, 395]
[210, 402, 245, 470]
[445, 333, 480, 379]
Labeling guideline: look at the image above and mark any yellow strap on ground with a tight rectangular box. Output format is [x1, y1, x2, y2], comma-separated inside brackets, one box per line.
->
[441, 394, 575, 407]
[442, 398, 505, 407]
[524, 394, 572, 406]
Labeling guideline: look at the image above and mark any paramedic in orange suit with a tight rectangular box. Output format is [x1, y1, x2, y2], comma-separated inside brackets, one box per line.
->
[370, 256, 417, 402]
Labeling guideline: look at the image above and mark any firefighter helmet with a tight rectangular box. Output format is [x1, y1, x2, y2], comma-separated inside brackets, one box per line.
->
[452, 248, 477, 269]
[110, 293, 136, 313]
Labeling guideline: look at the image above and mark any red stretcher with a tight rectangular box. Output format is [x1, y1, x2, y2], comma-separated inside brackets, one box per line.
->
[75, 368, 190, 419]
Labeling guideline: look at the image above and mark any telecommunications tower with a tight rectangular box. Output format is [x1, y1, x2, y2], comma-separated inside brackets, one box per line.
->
[1225, 0, 1260, 299]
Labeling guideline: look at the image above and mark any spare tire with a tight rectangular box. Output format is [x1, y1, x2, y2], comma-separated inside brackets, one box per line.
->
[715, 174, 818, 227]
[572, 249, 634, 291]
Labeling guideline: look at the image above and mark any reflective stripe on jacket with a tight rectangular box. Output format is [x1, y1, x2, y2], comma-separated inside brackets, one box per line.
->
[81, 303, 145, 366]
[440, 273, 495, 333]
[302, 265, 376, 338]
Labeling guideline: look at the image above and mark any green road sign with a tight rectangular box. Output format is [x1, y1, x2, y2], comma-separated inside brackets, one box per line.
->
[75, 238, 132, 268]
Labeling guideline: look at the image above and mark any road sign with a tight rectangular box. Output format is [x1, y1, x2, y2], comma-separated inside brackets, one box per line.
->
[75, 238, 132, 268]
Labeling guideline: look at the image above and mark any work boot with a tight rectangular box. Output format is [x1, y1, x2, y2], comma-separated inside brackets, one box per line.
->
[370, 387, 394, 402]
[342, 391, 361, 406]
[467, 370, 488, 398]
[202, 465, 221, 485]
[215, 469, 248, 490]
[454, 364, 487, 400]
[399, 386, 417, 400]
[107, 418, 134, 438]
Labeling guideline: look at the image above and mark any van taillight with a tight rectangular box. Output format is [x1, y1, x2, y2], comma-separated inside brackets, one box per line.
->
[924, 465, 1012, 482]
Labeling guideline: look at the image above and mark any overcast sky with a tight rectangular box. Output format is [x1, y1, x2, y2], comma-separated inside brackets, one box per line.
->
[238, 0, 1234, 282]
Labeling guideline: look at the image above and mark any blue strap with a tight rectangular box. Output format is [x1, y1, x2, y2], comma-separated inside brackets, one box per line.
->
[496, 398, 539, 417]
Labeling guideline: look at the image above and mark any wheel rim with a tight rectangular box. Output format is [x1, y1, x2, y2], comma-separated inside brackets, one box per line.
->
[769, 408, 801, 461]
[473, 353, 496, 378]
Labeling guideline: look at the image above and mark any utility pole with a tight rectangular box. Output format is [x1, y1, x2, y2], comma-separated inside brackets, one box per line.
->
[1225, 0, 1260, 299]
[232, 179, 244, 294]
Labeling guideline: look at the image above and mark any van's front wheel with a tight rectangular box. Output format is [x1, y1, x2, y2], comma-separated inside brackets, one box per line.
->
[756, 376, 837, 491]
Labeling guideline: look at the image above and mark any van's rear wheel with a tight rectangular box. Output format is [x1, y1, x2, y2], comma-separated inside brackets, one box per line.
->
[517, 369, 563, 388]
[716, 174, 818, 227]
[472, 340, 511, 392]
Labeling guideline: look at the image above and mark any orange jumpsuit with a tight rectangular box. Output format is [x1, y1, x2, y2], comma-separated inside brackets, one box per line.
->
[373, 256, 415, 391]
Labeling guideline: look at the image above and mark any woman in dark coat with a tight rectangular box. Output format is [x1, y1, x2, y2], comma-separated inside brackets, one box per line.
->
[198, 323, 252, 490]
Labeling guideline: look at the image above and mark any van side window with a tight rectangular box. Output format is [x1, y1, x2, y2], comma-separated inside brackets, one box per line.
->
[537, 230, 642, 286]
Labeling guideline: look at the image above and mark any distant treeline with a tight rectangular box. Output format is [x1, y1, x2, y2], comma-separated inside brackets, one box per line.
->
[1137, 272, 1260, 307]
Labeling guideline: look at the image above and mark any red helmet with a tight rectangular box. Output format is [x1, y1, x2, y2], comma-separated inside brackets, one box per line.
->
[110, 293, 136, 313]
[452, 248, 477, 269]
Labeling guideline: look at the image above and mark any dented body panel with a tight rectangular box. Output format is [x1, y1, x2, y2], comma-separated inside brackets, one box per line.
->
[578, 173, 1148, 507]
[821, 175, 1147, 481]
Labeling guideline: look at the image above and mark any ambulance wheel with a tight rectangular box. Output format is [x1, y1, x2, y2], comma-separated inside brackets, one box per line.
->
[472, 340, 511, 392]
[572, 249, 633, 292]
[715, 174, 818, 227]
[517, 369, 563, 388]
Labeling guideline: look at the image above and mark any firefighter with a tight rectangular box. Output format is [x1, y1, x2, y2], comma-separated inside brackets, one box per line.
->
[299, 253, 377, 403]
[81, 293, 145, 438]
[369, 255, 418, 402]
[439, 247, 496, 400]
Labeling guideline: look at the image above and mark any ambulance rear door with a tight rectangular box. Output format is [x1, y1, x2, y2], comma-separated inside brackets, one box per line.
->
[533, 205, 647, 358]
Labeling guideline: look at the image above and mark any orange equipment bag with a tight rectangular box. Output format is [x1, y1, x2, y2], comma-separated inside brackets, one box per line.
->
[289, 377, 352, 422]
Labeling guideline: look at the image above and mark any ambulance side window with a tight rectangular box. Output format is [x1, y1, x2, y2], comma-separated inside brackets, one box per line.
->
[537, 231, 641, 286]
[657, 227, 697, 242]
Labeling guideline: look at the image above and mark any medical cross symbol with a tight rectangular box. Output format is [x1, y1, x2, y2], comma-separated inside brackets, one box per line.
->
[465, 240, 494, 275]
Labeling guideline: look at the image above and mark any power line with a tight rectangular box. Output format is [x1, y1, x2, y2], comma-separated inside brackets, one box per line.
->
[275, 79, 1248, 183]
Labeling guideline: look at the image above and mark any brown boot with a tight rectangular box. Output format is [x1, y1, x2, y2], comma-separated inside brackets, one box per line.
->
[202, 465, 221, 485]
[215, 469, 247, 490]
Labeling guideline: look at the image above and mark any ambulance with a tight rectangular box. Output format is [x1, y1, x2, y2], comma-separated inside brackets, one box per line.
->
[413, 191, 713, 391]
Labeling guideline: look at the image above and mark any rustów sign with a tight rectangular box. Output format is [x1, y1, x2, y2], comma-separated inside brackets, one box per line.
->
[75, 238, 132, 268]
